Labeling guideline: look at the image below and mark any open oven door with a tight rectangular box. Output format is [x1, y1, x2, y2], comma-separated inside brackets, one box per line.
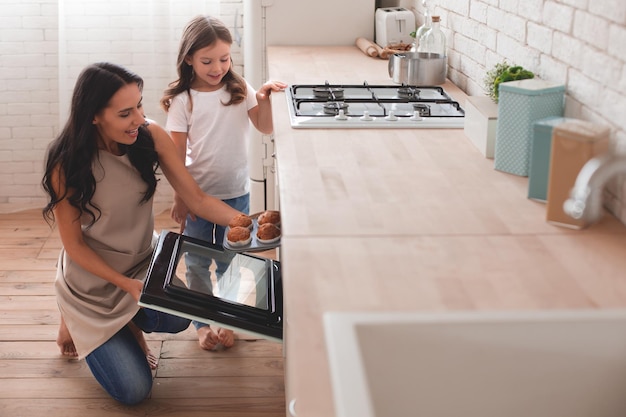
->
[139, 231, 282, 342]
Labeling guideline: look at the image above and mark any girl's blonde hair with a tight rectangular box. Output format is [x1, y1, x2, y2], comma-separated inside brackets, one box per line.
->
[160, 15, 247, 112]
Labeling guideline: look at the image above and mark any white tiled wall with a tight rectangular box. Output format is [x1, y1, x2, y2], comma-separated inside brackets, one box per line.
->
[0, 0, 243, 213]
[404, 0, 626, 223]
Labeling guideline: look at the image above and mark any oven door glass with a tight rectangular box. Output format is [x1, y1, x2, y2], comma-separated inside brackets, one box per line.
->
[139, 231, 282, 342]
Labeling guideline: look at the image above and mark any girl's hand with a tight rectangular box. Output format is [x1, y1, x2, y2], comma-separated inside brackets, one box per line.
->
[249, 80, 287, 134]
[171, 194, 195, 224]
[257, 80, 287, 101]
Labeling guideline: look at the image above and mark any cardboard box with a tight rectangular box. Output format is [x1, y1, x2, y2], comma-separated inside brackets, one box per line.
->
[546, 120, 610, 229]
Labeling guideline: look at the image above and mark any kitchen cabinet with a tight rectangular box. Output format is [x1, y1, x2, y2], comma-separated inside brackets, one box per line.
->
[132, 45, 624, 417]
[268, 46, 626, 417]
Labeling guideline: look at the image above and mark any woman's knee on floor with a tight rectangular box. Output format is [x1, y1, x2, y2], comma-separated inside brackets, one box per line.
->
[85, 326, 154, 405]
[111, 373, 153, 405]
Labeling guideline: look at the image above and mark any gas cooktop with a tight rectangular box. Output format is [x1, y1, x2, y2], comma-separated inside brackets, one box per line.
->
[285, 82, 465, 129]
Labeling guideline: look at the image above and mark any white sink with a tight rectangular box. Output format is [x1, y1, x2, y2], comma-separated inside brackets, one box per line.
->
[323, 310, 626, 417]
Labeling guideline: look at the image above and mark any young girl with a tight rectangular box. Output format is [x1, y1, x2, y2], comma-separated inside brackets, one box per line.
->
[160, 15, 286, 351]
[42, 62, 243, 405]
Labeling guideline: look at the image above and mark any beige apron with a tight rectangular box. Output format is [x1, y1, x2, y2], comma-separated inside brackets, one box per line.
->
[55, 151, 155, 359]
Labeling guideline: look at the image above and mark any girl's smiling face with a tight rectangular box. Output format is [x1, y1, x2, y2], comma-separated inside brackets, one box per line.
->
[92, 82, 145, 155]
[185, 39, 232, 91]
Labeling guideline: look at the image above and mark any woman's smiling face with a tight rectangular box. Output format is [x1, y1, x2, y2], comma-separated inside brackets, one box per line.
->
[92, 82, 145, 155]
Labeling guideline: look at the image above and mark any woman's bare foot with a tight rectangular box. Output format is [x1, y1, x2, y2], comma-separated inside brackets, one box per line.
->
[145, 351, 159, 370]
[128, 322, 158, 370]
[57, 317, 78, 357]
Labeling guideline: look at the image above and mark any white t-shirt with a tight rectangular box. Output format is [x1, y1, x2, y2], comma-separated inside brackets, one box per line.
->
[165, 83, 258, 199]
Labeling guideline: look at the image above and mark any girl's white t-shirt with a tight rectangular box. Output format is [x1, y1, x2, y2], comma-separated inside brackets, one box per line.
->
[165, 83, 258, 200]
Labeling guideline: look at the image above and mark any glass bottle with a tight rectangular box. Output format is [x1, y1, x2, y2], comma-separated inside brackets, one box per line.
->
[410, 0, 432, 52]
[417, 15, 446, 57]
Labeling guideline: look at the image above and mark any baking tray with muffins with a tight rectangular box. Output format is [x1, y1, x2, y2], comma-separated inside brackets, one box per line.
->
[223, 210, 281, 252]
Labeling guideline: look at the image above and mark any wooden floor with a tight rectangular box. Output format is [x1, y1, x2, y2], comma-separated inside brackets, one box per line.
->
[0, 209, 285, 416]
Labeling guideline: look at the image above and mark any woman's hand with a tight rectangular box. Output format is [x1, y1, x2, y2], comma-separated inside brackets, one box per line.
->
[123, 278, 145, 303]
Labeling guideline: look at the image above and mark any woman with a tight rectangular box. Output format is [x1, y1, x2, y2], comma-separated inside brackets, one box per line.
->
[41, 62, 242, 405]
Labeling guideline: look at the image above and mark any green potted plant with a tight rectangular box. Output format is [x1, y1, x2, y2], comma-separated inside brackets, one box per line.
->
[483, 61, 535, 103]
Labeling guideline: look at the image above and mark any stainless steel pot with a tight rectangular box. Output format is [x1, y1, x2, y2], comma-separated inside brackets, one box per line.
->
[388, 52, 447, 85]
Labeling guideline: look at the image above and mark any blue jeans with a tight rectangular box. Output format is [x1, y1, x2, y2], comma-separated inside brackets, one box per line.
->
[85, 308, 190, 405]
[183, 194, 249, 330]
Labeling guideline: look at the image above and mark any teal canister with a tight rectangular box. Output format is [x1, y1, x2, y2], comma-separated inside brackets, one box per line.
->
[528, 117, 572, 202]
[494, 79, 565, 177]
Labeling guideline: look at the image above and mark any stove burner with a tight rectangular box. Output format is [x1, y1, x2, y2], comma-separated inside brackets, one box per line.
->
[397, 86, 420, 99]
[412, 103, 431, 117]
[323, 101, 349, 115]
[286, 83, 465, 128]
[313, 87, 345, 100]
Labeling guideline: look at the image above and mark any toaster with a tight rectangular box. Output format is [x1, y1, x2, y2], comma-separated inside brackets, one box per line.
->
[375, 7, 416, 48]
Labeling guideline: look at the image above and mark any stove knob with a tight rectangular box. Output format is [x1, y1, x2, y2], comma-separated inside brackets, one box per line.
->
[410, 110, 423, 121]
[385, 111, 398, 121]
[334, 109, 348, 121]
[360, 111, 374, 121]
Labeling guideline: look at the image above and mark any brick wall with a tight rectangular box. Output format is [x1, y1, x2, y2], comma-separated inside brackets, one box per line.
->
[0, 0, 244, 213]
[0, 1, 59, 212]
[406, 0, 626, 223]
[2, 0, 625, 221]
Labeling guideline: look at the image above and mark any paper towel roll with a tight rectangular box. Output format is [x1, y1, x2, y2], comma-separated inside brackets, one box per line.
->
[355, 37, 379, 57]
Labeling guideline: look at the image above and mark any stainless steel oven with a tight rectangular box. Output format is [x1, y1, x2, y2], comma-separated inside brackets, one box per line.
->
[139, 231, 282, 342]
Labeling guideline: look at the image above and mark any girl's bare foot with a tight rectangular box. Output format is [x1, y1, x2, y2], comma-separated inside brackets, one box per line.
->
[57, 317, 78, 357]
[197, 326, 235, 350]
[128, 321, 158, 370]
[217, 327, 235, 348]
[197, 325, 220, 350]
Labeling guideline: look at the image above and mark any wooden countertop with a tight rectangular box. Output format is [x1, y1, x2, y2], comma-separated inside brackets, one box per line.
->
[267, 46, 626, 417]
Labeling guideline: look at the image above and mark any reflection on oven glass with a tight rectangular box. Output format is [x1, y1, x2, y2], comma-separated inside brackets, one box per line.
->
[171, 240, 269, 310]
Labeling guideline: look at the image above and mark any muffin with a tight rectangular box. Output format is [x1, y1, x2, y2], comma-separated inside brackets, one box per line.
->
[256, 223, 281, 244]
[258, 210, 281, 228]
[228, 213, 253, 230]
[226, 226, 252, 247]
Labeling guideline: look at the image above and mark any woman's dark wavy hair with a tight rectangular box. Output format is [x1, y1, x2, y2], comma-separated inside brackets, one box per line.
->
[42, 62, 159, 227]
[160, 15, 247, 113]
